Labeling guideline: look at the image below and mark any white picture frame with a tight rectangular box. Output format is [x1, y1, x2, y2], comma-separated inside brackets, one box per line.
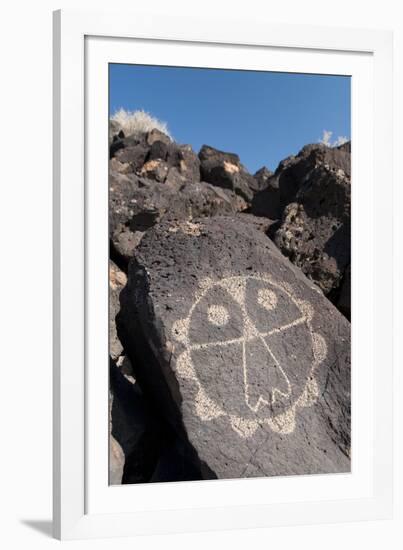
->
[53, 9, 393, 540]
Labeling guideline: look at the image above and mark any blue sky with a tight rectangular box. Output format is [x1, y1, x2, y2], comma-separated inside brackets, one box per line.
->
[109, 64, 350, 174]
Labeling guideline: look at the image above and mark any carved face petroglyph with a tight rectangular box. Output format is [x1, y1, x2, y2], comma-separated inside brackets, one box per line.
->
[172, 275, 327, 438]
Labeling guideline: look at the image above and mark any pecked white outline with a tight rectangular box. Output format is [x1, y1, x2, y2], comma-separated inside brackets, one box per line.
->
[172, 274, 327, 438]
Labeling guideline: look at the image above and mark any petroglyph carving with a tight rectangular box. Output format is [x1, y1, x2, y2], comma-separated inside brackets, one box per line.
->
[172, 274, 327, 438]
[207, 304, 229, 326]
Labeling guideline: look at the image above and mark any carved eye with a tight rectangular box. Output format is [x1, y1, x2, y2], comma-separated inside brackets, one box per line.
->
[257, 289, 278, 311]
[207, 304, 229, 326]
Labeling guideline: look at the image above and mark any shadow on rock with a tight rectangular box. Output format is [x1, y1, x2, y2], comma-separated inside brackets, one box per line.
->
[109, 357, 207, 484]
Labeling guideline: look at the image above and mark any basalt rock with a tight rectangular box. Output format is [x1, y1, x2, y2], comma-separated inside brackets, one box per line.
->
[109, 260, 127, 360]
[110, 129, 147, 162]
[109, 119, 122, 143]
[337, 141, 351, 153]
[236, 212, 278, 236]
[337, 264, 351, 320]
[110, 358, 210, 484]
[146, 128, 172, 147]
[251, 177, 281, 220]
[109, 401, 125, 485]
[271, 143, 351, 211]
[274, 160, 351, 296]
[199, 145, 256, 202]
[109, 170, 247, 268]
[139, 159, 170, 182]
[253, 166, 274, 192]
[117, 216, 351, 480]
[110, 129, 201, 184]
[167, 144, 201, 184]
[109, 358, 169, 484]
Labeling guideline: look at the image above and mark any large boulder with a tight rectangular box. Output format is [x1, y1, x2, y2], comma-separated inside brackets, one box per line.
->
[109, 171, 247, 268]
[271, 143, 351, 211]
[117, 217, 351, 480]
[251, 144, 350, 226]
[110, 127, 201, 184]
[199, 145, 256, 202]
[146, 128, 172, 147]
[110, 133, 150, 169]
[143, 142, 201, 184]
[274, 161, 351, 295]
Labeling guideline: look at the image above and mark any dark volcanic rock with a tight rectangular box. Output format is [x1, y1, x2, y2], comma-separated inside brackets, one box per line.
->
[236, 213, 278, 236]
[110, 127, 201, 184]
[146, 128, 172, 147]
[109, 358, 169, 484]
[253, 166, 274, 192]
[167, 144, 201, 184]
[148, 139, 170, 162]
[337, 141, 351, 153]
[109, 260, 127, 360]
[270, 143, 351, 211]
[109, 119, 121, 143]
[139, 159, 170, 182]
[109, 418, 125, 485]
[199, 145, 256, 202]
[110, 356, 206, 484]
[251, 177, 281, 220]
[112, 135, 150, 170]
[274, 161, 351, 295]
[251, 144, 351, 230]
[141, 145, 201, 184]
[109, 170, 247, 268]
[117, 217, 351, 480]
[150, 438, 206, 483]
[337, 264, 351, 320]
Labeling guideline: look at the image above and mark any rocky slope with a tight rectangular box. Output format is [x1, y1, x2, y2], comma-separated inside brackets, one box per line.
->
[109, 123, 351, 483]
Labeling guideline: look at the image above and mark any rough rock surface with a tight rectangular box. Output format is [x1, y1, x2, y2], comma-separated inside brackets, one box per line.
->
[146, 128, 172, 147]
[110, 133, 149, 169]
[110, 353, 208, 484]
[149, 438, 206, 483]
[199, 145, 256, 202]
[253, 166, 274, 192]
[109, 390, 125, 485]
[337, 141, 351, 153]
[337, 264, 351, 320]
[273, 143, 351, 211]
[109, 359, 171, 484]
[274, 160, 350, 295]
[109, 119, 122, 143]
[111, 129, 201, 184]
[236, 213, 278, 235]
[109, 261, 127, 360]
[109, 170, 247, 268]
[117, 217, 351, 479]
[251, 177, 281, 220]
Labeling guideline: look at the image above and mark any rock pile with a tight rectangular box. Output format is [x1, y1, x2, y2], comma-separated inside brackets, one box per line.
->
[272, 144, 351, 302]
[109, 122, 351, 483]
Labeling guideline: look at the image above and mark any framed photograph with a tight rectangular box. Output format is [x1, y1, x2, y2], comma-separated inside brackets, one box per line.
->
[53, 9, 393, 540]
